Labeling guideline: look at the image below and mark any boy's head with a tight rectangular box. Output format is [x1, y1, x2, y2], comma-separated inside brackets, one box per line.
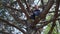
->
[35, 5, 39, 9]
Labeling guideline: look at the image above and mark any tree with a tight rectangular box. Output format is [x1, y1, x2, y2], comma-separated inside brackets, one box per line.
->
[0, 0, 60, 34]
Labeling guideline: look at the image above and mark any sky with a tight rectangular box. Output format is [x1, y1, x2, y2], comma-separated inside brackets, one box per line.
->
[31, 0, 41, 7]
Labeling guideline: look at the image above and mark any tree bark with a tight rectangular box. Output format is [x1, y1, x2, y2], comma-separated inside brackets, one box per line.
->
[0, 18, 27, 34]
[16, 0, 30, 19]
[48, 0, 59, 34]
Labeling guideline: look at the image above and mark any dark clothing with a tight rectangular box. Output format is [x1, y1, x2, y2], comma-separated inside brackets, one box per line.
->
[33, 10, 40, 16]
[30, 14, 35, 19]
[30, 9, 40, 20]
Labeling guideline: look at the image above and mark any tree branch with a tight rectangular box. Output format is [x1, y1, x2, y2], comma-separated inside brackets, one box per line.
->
[0, 18, 27, 34]
[36, 18, 60, 31]
[39, 18, 60, 24]
[16, 0, 30, 19]
[4, 5, 21, 11]
[3, 5, 27, 25]
[48, 0, 59, 34]
[41, 0, 44, 10]
[4, 5, 26, 25]
[56, 24, 59, 34]
[0, 30, 9, 34]
[9, 10, 26, 25]
[37, 0, 40, 5]
[24, 0, 31, 13]
[41, 0, 46, 21]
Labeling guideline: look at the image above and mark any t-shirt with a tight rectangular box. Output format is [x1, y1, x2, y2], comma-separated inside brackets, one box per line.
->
[30, 9, 40, 19]
[33, 9, 40, 16]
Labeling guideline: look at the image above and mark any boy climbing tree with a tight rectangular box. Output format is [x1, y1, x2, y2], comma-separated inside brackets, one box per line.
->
[30, 5, 41, 20]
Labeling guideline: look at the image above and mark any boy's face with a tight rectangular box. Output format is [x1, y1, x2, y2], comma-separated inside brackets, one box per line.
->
[35, 5, 38, 9]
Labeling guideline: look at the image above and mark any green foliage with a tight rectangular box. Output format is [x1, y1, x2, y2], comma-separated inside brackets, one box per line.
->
[52, 26, 58, 34]
[43, 23, 51, 34]
[46, 13, 54, 21]
[43, 20, 60, 34]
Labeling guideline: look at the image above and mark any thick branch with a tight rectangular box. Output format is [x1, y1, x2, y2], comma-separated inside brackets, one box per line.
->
[9, 10, 26, 25]
[48, 22, 56, 34]
[56, 24, 59, 34]
[41, 0, 45, 21]
[37, 0, 40, 5]
[36, 18, 60, 31]
[4, 5, 21, 11]
[48, 0, 59, 34]
[16, 0, 30, 19]
[0, 18, 27, 34]
[41, 0, 44, 10]
[3, 4, 28, 25]
[24, 0, 31, 13]
[3, 5, 26, 25]
[49, 10, 60, 13]
[0, 30, 9, 34]
[39, 18, 60, 24]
